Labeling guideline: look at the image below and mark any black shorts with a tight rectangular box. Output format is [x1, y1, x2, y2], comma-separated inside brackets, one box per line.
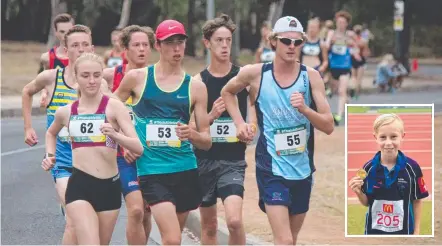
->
[198, 159, 246, 207]
[65, 167, 122, 212]
[351, 57, 366, 69]
[138, 169, 202, 213]
[330, 68, 351, 80]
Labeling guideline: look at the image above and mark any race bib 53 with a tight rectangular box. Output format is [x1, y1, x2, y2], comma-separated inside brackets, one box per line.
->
[145, 119, 181, 147]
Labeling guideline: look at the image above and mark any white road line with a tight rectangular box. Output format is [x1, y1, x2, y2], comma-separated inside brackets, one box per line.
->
[348, 131, 431, 134]
[1, 145, 45, 157]
[348, 138, 431, 143]
[347, 125, 431, 128]
[347, 167, 432, 172]
[348, 150, 432, 154]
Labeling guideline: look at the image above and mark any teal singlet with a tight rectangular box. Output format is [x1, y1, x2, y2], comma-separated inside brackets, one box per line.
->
[132, 64, 196, 175]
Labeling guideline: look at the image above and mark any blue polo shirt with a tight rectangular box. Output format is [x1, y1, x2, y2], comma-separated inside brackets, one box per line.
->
[360, 151, 429, 235]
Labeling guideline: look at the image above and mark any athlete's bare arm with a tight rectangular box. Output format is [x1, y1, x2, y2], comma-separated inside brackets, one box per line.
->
[297, 68, 334, 134]
[101, 77, 113, 93]
[188, 78, 212, 150]
[246, 91, 258, 127]
[40, 52, 50, 70]
[188, 74, 202, 130]
[42, 105, 69, 170]
[114, 68, 146, 103]
[325, 30, 335, 48]
[103, 67, 115, 90]
[319, 42, 329, 72]
[107, 99, 143, 155]
[46, 105, 70, 154]
[103, 49, 112, 66]
[412, 199, 423, 234]
[221, 64, 262, 127]
[22, 69, 57, 129]
[254, 47, 263, 63]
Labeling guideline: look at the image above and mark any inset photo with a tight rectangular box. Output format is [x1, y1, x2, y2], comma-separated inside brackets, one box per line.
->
[345, 104, 434, 237]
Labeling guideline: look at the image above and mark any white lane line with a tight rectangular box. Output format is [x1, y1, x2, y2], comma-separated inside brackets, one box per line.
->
[348, 138, 431, 143]
[347, 166, 432, 172]
[1, 145, 45, 157]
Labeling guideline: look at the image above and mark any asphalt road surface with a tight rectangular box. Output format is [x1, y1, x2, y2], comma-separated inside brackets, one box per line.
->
[1, 116, 199, 245]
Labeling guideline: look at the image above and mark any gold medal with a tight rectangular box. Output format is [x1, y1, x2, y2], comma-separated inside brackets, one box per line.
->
[356, 169, 367, 179]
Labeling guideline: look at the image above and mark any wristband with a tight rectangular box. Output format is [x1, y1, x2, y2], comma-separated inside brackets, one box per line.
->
[44, 153, 54, 159]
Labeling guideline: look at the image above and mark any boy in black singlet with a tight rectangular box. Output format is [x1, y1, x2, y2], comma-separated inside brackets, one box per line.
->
[192, 14, 258, 245]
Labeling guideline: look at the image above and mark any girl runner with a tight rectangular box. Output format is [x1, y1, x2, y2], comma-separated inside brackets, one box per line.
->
[42, 52, 143, 244]
[299, 17, 329, 75]
[255, 21, 276, 63]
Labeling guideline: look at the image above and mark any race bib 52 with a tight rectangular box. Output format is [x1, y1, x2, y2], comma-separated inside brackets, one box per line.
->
[210, 117, 238, 143]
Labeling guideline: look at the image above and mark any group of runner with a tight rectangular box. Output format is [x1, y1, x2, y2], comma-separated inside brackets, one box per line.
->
[22, 9, 418, 245]
[22, 11, 336, 244]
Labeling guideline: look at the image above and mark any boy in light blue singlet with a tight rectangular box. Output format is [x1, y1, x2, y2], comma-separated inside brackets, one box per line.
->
[221, 16, 334, 244]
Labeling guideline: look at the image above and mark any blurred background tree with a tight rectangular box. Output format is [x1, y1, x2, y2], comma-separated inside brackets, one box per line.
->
[2, 0, 442, 58]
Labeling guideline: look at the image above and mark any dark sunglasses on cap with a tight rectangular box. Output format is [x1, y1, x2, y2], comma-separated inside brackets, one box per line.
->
[276, 36, 304, 47]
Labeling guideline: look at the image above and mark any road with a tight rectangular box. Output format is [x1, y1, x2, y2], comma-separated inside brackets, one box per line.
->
[1, 117, 199, 245]
[328, 89, 442, 124]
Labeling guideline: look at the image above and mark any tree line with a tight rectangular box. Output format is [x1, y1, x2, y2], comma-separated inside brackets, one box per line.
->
[2, 0, 442, 57]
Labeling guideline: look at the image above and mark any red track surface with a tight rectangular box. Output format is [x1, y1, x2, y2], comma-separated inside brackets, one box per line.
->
[347, 113, 433, 200]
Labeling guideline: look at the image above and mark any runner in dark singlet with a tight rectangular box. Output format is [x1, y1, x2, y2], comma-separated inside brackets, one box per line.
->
[193, 14, 257, 245]
[39, 13, 75, 107]
[42, 52, 143, 244]
[103, 25, 155, 245]
[350, 24, 370, 99]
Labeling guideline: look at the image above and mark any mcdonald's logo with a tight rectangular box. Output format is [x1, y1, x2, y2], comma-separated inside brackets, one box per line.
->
[418, 177, 428, 193]
[383, 204, 394, 213]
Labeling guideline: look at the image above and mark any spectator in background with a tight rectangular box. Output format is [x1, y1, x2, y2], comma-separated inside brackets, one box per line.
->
[374, 54, 406, 93]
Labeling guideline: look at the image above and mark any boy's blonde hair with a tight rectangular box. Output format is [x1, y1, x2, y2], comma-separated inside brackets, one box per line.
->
[373, 113, 404, 134]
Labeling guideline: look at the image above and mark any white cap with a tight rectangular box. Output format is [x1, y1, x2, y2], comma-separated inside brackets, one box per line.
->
[273, 16, 304, 34]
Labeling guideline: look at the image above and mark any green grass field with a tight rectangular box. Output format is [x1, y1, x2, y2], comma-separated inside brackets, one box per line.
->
[347, 106, 432, 114]
[347, 201, 432, 235]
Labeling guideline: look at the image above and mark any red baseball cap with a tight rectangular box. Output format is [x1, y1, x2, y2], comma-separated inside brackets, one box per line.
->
[155, 20, 188, 41]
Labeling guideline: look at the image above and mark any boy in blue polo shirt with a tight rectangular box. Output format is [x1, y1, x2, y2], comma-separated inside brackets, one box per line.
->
[349, 113, 429, 235]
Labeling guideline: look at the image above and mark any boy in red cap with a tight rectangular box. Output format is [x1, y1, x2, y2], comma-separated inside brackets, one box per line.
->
[114, 19, 212, 245]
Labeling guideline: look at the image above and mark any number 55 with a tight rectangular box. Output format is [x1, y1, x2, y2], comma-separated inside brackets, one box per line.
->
[287, 134, 300, 146]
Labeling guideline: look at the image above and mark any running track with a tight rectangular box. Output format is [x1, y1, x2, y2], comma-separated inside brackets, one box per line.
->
[347, 113, 433, 201]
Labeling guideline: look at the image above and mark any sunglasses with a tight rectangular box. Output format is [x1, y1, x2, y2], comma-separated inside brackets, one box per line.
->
[276, 36, 304, 47]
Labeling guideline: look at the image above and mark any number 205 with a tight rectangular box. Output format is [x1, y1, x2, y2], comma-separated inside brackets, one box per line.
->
[376, 214, 400, 227]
